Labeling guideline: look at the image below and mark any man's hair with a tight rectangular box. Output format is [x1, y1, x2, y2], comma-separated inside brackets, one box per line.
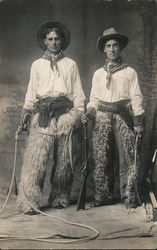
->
[42, 27, 64, 41]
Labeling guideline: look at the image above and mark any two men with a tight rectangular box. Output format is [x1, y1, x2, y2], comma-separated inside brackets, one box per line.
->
[18, 23, 144, 214]
[17, 22, 85, 214]
[82, 28, 144, 208]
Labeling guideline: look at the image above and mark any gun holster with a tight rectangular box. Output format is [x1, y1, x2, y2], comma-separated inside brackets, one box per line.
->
[98, 100, 133, 130]
[37, 103, 51, 128]
[34, 96, 73, 128]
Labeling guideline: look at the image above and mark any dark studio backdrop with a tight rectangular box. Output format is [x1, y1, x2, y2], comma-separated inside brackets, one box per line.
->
[0, 0, 157, 200]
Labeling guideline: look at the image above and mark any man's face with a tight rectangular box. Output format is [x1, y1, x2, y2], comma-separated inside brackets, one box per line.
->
[103, 39, 121, 61]
[44, 31, 63, 55]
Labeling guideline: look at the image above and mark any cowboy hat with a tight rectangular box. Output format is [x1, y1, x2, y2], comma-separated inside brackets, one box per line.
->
[97, 27, 129, 52]
[37, 21, 71, 51]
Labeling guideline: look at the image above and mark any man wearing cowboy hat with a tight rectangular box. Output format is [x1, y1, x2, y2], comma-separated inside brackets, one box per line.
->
[17, 21, 85, 214]
[82, 28, 144, 208]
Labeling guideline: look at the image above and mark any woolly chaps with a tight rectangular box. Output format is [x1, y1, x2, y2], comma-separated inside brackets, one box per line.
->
[17, 109, 78, 213]
[92, 111, 139, 204]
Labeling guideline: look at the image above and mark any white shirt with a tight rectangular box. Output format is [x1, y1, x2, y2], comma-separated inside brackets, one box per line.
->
[87, 66, 144, 116]
[23, 57, 85, 111]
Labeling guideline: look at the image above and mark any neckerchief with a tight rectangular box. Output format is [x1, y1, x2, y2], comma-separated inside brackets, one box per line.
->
[42, 50, 64, 77]
[103, 57, 128, 89]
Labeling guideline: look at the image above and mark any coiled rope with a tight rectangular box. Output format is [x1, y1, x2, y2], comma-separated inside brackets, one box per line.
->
[0, 134, 18, 214]
[128, 133, 142, 215]
[0, 130, 99, 244]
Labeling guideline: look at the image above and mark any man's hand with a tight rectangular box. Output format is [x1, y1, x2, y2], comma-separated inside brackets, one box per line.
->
[81, 113, 87, 124]
[134, 125, 144, 137]
[81, 107, 96, 124]
[18, 109, 31, 133]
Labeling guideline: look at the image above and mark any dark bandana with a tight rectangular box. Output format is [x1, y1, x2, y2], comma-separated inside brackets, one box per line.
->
[103, 57, 128, 89]
[42, 50, 64, 77]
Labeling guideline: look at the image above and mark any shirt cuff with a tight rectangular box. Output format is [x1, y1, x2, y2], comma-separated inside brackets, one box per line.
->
[87, 102, 99, 111]
[23, 102, 35, 111]
[75, 106, 84, 112]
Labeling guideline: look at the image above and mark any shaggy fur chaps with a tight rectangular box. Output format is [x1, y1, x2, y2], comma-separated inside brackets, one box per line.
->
[17, 109, 78, 213]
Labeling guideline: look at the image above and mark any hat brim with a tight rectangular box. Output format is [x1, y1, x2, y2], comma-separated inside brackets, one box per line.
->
[37, 21, 71, 51]
[97, 34, 129, 52]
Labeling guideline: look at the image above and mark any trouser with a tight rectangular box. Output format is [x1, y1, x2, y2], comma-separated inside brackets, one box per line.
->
[17, 109, 77, 213]
[92, 111, 139, 204]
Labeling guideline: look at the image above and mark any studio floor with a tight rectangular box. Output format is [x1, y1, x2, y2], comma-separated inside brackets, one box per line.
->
[0, 196, 157, 249]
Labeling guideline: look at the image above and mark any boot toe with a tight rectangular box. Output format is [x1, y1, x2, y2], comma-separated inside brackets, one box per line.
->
[90, 199, 115, 207]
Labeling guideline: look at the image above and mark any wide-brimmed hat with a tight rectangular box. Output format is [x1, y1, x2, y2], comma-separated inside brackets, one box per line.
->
[37, 21, 71, 51]
[97, 27, 129, 52]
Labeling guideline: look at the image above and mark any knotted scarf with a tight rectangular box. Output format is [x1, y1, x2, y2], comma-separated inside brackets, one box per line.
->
[103, 57, 128, 89]
[42, 50, 64, 77]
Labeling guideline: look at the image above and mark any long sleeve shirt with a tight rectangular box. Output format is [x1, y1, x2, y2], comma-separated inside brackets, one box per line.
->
[23, 57, 85, 111]
[87, 66, 144, 117]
